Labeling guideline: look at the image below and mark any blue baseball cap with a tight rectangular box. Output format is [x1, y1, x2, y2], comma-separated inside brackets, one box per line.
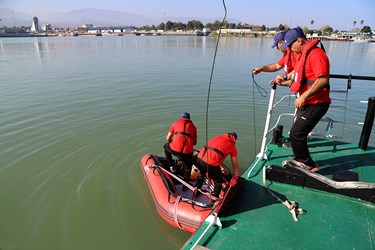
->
[181, 112, 190, 119]
[228, 131, 237, 140]
[280, 27, 306, 50]
[271, 31, 286, 48]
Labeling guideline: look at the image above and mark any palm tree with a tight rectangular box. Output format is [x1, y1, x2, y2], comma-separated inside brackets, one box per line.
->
[310, 20, 314, 29]
[359, 20, 364, 33]
[353, 20, 357, 27]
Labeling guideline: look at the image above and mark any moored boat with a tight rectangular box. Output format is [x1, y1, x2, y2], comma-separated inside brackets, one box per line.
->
[140, 153, 243, 233]
[350, 35, 372, 43]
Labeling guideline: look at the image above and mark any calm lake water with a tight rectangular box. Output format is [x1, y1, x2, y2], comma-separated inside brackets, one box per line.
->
[0, 35, 374, 250]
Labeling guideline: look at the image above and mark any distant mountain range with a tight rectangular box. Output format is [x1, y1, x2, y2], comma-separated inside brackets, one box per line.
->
[0, 8, 239, 28]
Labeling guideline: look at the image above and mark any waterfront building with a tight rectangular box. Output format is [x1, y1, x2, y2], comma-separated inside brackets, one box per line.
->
[82, 24, 94, 29]
[31, 16, 40, 33]
[87, 26, 137, 35]
[42, 24, 52, 32]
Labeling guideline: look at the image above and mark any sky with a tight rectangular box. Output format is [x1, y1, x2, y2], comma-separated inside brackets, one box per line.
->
[1, 0, 375, 31]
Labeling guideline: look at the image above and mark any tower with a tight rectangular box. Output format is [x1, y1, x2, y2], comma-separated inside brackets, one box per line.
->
[31, 16, 40, 33]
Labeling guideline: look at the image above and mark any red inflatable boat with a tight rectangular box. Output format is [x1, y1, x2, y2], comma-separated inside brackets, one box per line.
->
[140, 153, 243, 233]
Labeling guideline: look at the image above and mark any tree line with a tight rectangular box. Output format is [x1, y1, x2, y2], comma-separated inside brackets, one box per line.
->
[138, 20, 372, 34]
[138, 20, 272, 32]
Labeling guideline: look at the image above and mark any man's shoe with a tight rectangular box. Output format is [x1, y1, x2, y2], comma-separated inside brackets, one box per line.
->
[310, 164, 319, 172]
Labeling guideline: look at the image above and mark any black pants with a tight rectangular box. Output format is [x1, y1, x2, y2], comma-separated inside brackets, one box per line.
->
[194, 157, 223, 198]
[290, 103, 329, 166]
[164, 143, 193, 182]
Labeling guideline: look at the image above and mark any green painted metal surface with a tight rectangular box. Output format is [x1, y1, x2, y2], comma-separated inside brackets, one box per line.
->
[182, 137, 375, 249]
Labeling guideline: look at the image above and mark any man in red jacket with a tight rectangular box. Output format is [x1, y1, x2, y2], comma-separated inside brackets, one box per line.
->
[253, 30, 301, 78]
[277, 27, 331, 171]
[164, 112, 197, 183]
[194, 132, 240, 198]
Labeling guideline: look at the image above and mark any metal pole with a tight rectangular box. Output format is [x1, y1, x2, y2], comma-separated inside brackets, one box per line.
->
[358, 96, 375, 150]
[330, 74, 375, 81]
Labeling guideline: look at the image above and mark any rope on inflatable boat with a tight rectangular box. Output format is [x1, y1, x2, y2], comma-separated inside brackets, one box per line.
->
[174, 195, 183, 229]
[159, 166, 220, 202]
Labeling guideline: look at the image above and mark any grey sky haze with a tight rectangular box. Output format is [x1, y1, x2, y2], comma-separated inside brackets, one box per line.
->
[1, 0, 374, 30]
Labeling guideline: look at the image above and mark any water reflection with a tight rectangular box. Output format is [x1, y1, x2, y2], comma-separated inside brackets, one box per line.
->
[34, 39, 45, 63]
[0, 40, 4, 54]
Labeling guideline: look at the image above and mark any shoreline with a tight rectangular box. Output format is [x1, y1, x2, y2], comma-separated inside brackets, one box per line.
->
[1, 32, 374, 43]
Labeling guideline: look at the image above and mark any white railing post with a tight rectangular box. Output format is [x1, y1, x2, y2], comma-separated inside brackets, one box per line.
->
[257, 83, 277, 160]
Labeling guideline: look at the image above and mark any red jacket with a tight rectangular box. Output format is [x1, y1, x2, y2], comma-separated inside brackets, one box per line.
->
[197, 133, 237, 166]
[277, 49, 301, 74]
[169, 118, 197, 154]
[291, 40, 331, 105]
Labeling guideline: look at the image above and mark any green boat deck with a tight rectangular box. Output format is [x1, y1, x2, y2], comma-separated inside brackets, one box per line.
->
[183, 137, 375, 249]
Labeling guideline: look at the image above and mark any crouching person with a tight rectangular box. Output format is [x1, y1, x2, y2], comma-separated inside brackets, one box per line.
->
[194, 132, 240, 198]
